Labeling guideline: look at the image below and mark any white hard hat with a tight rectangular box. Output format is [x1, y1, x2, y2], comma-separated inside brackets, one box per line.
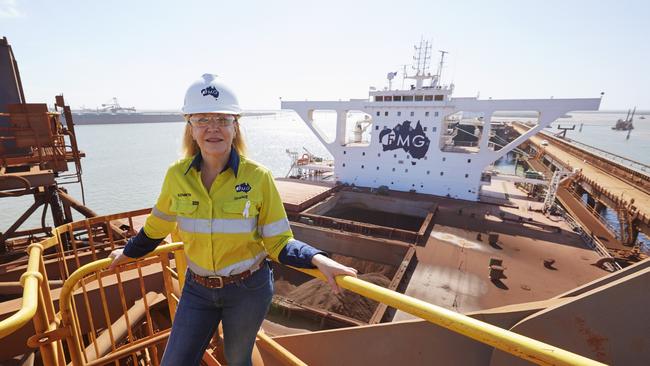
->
[181, 74, 241, 115]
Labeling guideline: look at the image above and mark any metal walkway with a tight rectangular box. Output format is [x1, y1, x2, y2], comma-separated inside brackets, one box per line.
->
[512, 122, 650, 242]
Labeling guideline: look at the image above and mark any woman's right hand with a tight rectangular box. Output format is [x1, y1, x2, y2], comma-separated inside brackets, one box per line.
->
[108, 248, 131, 270]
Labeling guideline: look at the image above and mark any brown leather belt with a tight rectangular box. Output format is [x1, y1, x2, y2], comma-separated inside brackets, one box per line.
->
[188, 261, 264, 289]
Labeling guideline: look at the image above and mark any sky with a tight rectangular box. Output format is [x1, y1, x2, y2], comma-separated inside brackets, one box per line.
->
[1, 0, 649, 111]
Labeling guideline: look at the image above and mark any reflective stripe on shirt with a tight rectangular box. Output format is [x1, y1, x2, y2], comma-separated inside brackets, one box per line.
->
[152, 206, 176, 222]
[259, 218, 291, 238]
[177, 217, 258, 234]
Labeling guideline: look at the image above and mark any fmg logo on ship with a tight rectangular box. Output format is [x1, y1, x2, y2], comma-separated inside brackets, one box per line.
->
[379, 120, 430, 159]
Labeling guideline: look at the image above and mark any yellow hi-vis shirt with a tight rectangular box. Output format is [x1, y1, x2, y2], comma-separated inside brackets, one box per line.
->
[141, 151, 297, 277]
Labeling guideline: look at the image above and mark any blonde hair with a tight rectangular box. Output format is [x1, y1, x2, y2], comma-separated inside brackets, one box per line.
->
[181, 115, 247, 158]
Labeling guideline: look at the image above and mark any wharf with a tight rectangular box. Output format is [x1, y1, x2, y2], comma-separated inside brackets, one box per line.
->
[512, 122, 650, 245]
[514, 123, 650, 218]
[527, 158, 624, 251]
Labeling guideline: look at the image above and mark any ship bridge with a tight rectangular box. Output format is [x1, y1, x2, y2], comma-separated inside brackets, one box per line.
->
[281, 40, 601, 201]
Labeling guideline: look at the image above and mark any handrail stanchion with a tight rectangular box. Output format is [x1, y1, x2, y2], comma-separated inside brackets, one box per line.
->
[159, 254, 178, 322]
[0, 243, 43, 339]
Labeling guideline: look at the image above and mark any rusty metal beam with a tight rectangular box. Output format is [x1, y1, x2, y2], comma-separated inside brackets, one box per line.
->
[3, 227, 52, 239]
[416, 206, 437, 245]
[369, 245, 417, 324]
[58, 189, 97, 218]
[0, 197, 44, 251]
[84, 329, 171, 366]
[292, 212, 420, 243]
[84, 292, 165, 362]
[273, 296, 366, 326]
[0, 280, 63, 295]
[0, 171, 55, 191]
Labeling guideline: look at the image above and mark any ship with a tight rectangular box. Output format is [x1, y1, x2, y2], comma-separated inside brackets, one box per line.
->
[611, 107, 635, 130]
[71, 97, 183, 125]
[2, 36, 650, 365]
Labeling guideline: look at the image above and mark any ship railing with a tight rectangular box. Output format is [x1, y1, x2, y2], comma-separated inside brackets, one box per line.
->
[0, 211, 607, 366]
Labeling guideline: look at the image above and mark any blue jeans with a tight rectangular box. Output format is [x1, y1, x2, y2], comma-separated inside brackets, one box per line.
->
[160, 262, 274, 366]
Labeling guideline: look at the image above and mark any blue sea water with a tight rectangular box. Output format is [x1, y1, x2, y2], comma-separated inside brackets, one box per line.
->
[1, 111, 648, 236]
[550, 111, 650, 165]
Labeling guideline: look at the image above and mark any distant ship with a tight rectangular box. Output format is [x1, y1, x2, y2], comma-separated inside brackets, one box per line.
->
[612, 107, 635, 131]
[70, 97, 183, 125]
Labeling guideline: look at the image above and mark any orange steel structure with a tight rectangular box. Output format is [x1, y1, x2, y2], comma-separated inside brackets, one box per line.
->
[0, 96, 88, 257]
[1, 36, 89, 260]
[512, 122, 650, 249]
[0, 210, 607, 366]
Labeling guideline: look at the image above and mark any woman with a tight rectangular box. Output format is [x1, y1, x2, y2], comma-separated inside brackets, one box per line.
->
[109, 74, 357, 366]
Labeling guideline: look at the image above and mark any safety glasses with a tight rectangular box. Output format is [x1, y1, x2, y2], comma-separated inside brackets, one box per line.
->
[189, 115, 237, 128]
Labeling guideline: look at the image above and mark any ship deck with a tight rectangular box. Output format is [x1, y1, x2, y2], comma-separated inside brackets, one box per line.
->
[393, 179, 606, 319]
[272, 177, 608, 323]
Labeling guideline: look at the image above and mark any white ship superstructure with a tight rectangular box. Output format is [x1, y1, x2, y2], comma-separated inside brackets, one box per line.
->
[282, 40, 602, 200]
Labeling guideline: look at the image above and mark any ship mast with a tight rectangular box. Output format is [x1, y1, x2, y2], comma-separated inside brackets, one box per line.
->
[432, 50, 448, 88]
[405, 39, 433, 89]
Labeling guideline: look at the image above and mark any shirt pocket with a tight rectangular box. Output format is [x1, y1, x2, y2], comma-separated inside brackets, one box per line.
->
[171, 198, 199, 235]
[171, 198, 198, 216]
[222, 200, 259, 219]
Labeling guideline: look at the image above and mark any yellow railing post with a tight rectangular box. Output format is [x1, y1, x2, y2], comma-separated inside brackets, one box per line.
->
[33, 244, 66, 366]
[0, 243, 44, 339]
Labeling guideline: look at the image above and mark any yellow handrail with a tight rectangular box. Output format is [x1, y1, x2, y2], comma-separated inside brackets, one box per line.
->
[0, 243, 44, 339]
[256, 331, 308, 366]
[295, 267, 605, 366]
[0, 233, 62, 339]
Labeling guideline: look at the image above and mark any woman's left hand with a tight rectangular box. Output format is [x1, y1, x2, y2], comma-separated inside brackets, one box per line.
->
[311, 254, 358, 294]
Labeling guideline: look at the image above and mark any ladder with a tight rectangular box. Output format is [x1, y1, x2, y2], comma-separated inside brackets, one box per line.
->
[543, 169, 575, 213]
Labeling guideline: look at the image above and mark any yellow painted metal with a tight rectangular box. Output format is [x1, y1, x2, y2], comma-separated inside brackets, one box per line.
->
[0, 243, 43, 339]
[58, 242, 183, 365]
[296, 268, 606, 366]
[173, 248, 187, 289]
[256, 331, 308, 366]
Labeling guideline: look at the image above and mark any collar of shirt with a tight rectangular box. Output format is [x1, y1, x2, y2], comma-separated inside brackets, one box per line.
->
[184, 148, 240, 177]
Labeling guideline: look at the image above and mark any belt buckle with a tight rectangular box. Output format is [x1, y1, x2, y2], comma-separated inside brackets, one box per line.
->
[208, 275, 224, 289]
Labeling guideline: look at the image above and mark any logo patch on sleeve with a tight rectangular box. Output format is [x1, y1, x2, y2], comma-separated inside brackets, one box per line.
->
[235, 183, 252, 193]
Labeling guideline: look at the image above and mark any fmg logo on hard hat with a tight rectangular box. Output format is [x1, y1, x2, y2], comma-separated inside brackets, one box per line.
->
[201, 86, 220, 100]
[379, 120, 430, 159]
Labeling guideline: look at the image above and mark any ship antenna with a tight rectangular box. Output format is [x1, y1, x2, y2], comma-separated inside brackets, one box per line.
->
[434, 50, 448, 88]
[406, 39, 433, 89]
